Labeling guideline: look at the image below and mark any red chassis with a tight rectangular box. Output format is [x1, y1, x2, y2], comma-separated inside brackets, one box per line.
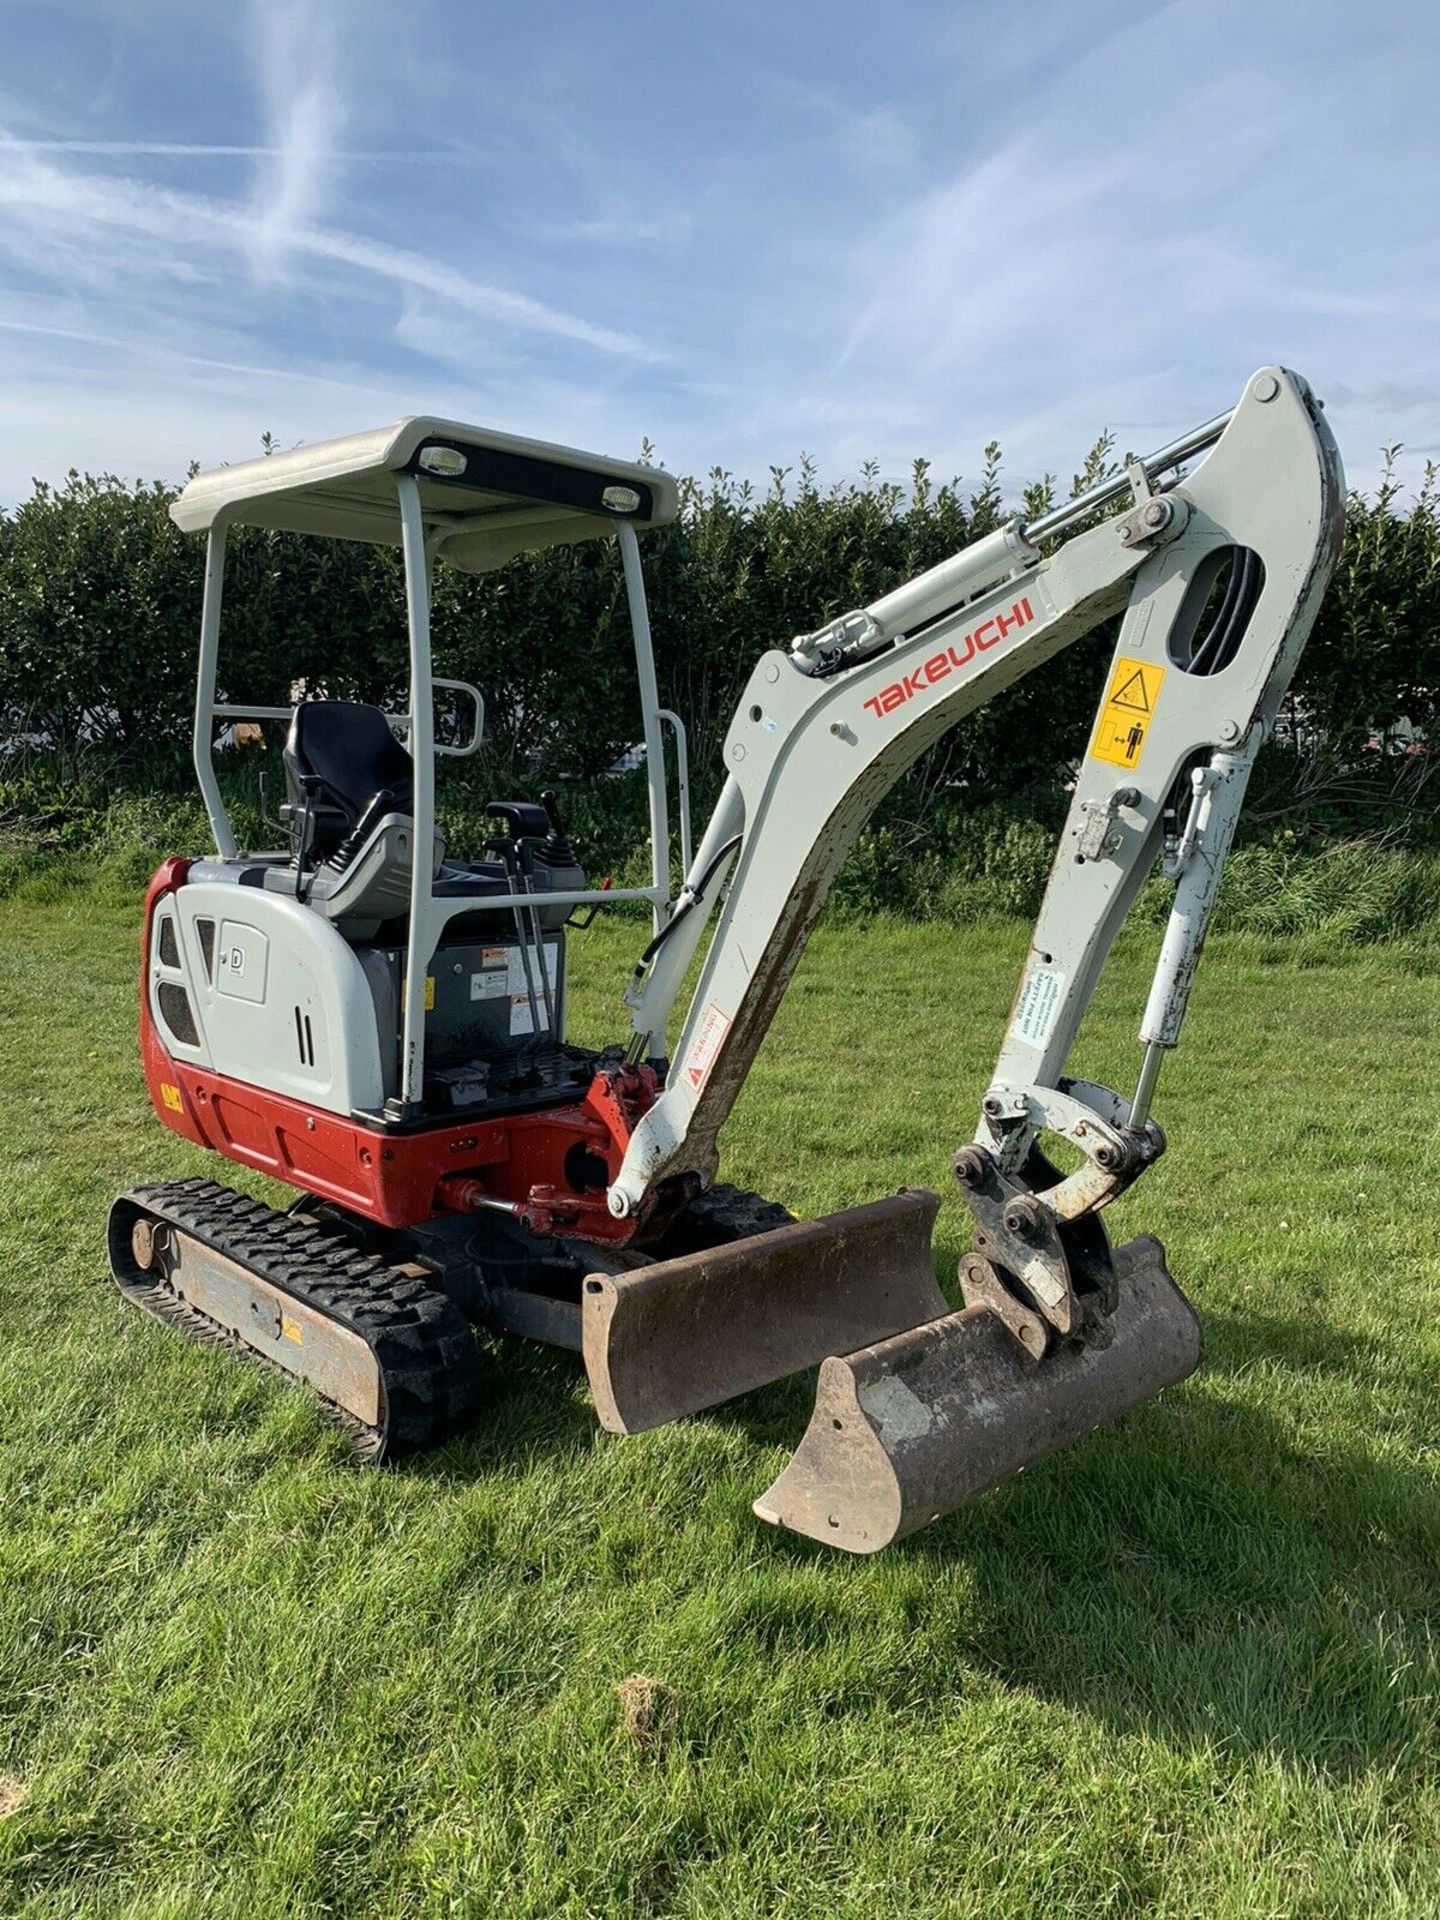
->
[139, 861, 656, 1244]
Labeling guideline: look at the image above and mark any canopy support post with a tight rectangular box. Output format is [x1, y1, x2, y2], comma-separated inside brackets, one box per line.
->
[397, 474, 437, 1109]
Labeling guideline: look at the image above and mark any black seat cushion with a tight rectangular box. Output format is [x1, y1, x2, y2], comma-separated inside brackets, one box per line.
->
[284, 702, 414, 857]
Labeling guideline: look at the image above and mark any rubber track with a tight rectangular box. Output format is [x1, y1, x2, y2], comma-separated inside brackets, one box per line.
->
[679, 1184, 797, 1243]
[108, 1178, 485, 1464]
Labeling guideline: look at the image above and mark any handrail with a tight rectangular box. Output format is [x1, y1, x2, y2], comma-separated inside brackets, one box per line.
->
[396, 473, 435, 1107]
[210, 677, 483, 757]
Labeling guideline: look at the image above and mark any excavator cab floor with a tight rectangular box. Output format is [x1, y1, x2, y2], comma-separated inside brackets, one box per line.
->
[753, 1235, 1202, 1552]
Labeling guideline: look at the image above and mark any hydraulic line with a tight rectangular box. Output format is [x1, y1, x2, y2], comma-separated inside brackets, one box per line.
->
[1190, 546, 1263, 677]
[631, 833, 744, 983]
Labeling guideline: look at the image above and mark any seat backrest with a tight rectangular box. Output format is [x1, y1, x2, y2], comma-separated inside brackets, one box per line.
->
[284, 701, 414, 856]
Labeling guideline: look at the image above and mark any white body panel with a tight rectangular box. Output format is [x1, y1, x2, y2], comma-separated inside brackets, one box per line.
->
[151, 882, 385, 1116]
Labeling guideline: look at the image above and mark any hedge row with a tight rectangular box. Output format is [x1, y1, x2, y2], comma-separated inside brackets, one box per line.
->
[2, 444, 1437, 878]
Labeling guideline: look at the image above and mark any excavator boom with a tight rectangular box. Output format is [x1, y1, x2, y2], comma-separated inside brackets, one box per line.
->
[616, 367, 1342, 1211]
[595, 366, 1343, 1547]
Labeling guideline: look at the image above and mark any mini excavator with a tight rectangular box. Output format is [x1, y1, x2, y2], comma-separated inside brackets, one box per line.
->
[111, 367, 1343, 1551]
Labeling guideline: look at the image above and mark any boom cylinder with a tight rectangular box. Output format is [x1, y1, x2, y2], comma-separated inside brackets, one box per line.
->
[864, 523, 1039, 639]
[793, 522, 1039, 660]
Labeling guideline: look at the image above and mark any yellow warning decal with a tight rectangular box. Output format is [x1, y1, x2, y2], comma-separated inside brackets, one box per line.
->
[159, 1081, 184, 1113]
[280, 1312, 304, 1346]
[400, 975, 437, 1012]
[1091, 655, 1166, 769]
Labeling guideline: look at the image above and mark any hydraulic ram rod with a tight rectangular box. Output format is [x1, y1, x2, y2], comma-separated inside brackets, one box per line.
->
[1128, 740, 1256, 1129]
[792, 407, 1236, 664]
[1024, 408, 1235, 544]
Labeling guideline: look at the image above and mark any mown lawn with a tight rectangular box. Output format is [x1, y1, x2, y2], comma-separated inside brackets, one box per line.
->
[1, 877, 1438, 1918]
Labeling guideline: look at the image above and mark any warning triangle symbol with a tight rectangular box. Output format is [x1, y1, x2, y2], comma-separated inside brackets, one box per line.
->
[687, 1063, 704, 1088]
[1111, 668, 1151, 713]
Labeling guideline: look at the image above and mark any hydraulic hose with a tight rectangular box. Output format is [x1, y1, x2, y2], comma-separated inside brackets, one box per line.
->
[630, 833, 744, 983]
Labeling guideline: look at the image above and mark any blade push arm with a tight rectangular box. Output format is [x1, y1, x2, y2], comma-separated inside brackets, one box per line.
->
[609, 368, 1344, 1239]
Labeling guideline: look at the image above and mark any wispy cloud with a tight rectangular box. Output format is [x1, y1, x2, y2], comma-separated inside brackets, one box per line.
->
[0, 134, 653, 358]
[839, 104, 919, 173]
[247, 0, 345, 276]
[0, 315, 403, 400]
[304, 221, 654, 355]
[0, 0, 1437, 507]
[0, 140, 438, 160]
[532, 213, 693, 247]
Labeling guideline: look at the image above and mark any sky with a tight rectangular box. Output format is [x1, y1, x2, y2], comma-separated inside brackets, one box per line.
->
[0, 0, 1437, 509]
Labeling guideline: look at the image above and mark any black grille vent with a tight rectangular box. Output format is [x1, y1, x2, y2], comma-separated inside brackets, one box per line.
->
[195, 918, 216, 980]
[157, 981, 199, 1047]
[158, 915, 180, 968]
[294, 1006, 316, 1067]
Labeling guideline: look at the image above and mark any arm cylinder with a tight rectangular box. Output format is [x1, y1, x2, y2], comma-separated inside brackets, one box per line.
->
[864, 523, 1039, 639]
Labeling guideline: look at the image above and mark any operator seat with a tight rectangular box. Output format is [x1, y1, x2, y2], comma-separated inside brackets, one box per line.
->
[283, 700, 414, 859]
[276, 699, 516, 936]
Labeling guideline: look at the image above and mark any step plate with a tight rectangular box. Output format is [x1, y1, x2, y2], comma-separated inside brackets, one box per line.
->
[583, 1189, 948, 1434]
[753, 1235, 1202, 1553]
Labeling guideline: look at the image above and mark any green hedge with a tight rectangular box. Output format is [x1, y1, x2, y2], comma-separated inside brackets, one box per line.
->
[2, 444, 1437, 913]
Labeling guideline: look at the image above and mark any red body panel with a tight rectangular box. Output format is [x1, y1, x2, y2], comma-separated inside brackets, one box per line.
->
[139, 862, 653, 1242]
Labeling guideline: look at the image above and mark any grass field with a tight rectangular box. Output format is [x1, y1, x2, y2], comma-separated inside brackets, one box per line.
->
[2, 876, 1439, 1918]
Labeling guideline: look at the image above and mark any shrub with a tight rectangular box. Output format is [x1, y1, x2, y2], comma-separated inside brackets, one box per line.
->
[4, 439, 1439, 940]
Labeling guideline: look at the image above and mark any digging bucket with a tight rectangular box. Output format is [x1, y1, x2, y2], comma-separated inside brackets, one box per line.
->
[583, 1188, 948, 1434]
[753, 1236, 1202, 1553]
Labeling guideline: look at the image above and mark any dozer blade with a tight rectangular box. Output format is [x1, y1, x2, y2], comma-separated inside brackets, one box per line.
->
[753, 1236, 1201, 1553]
[583, 1188, 948, 1433]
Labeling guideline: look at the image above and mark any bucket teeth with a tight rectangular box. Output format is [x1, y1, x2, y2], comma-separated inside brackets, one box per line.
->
[583, 1188, 947, 1433]
[754, 1235, 1201, 1553]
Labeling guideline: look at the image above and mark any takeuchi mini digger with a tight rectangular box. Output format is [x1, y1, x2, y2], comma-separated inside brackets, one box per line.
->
[111, 368, 1344, 1551]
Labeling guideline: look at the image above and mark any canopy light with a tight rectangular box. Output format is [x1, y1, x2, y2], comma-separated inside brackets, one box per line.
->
[602, 484, 642, 513]
[418, 445, 468, 477]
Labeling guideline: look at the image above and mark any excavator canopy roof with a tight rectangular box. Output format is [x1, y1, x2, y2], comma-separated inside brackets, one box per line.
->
[169, 417, 680, 574]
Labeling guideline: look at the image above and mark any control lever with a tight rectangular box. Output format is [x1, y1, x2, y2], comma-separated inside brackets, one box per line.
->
[486, 833, 547, 1040]
[292, 774, 323, 899]
[258, 770, 284, 837]
[568, 875, 613, 931]
[330, 787, 395, 872]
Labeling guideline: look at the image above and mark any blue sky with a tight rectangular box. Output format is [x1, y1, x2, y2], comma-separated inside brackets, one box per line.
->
[0, 0, 1436, 508]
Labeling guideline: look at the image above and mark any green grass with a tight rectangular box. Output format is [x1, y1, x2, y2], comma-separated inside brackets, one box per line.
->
[2, 877, 1439, 1917]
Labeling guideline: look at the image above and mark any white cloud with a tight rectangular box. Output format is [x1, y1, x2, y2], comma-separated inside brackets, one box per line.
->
[0, 135, 654, 358]
[838, 104, 919, 174]
[0, 141, 435, 160]
[531, 213, 694, 247]
[247, 0, 345, 275]
[0, 0, 1436, 507]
